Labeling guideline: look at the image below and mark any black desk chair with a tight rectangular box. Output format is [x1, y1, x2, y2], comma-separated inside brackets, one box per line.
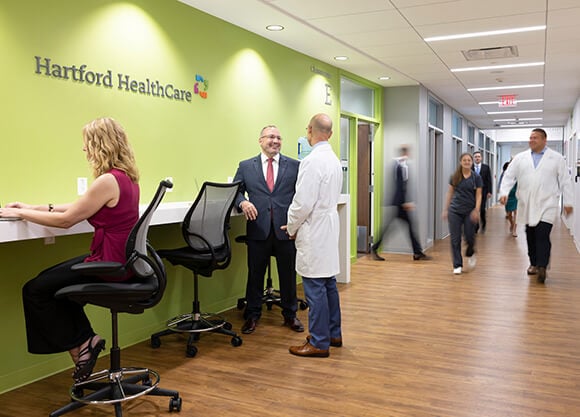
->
[151, 181, 243, 358]
[235, 235, 308, 312]
[50, 180, 181, 417]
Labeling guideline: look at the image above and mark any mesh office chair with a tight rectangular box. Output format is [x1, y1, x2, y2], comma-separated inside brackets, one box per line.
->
[50, 180, 182, 417]
[151, 181, 243, 358]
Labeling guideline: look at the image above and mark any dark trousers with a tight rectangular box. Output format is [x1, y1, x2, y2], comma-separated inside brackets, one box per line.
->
[525, 221, 553, 268]
[479, 194, 488, 231]
[244, 230, 297, 320]
[22, 255, 96, 354]
[448, 210, 476, 268]
[372, 205, 422, 255]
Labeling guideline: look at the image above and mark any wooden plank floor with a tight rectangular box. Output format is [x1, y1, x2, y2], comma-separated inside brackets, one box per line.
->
[1, 206, 579, 417]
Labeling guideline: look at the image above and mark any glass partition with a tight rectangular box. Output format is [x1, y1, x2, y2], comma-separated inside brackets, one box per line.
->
[340, 78, 374, 118]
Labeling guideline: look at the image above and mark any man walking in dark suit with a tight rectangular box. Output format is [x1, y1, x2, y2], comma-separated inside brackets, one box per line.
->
[473, 151, 492, 233]
[371, 145, 431, 262]
[233, 125, 304, 335]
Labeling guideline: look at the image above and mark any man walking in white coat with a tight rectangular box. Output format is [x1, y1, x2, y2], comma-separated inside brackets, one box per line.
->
[283, 113, 343, 358]
[499, 128, 573, 284]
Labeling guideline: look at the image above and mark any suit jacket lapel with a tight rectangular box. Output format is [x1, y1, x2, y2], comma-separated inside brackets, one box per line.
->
[276, 155, 288, 190]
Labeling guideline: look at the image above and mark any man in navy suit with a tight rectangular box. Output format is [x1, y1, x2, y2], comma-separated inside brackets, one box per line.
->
[371, 145, 431, 262]
[473, 151, 492, 233]
[233, 125, 303, 334]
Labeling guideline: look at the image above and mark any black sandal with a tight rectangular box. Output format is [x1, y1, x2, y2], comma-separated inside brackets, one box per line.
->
[72, 335, 106, 383]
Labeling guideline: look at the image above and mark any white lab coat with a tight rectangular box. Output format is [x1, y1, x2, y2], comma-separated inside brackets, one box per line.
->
[499, 147, 573, 226]
[287, 142, 343, 278]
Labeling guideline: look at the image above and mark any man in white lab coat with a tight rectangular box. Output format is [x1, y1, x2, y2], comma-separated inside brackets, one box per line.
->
[499, 128, 573, 284]
[284, 113, 343, 358]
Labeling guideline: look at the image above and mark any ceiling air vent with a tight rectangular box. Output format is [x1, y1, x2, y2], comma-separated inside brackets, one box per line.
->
[462, 46, 519, 61]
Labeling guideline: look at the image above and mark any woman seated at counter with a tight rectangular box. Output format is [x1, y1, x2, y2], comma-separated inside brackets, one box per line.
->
[0, 117, 140, 383]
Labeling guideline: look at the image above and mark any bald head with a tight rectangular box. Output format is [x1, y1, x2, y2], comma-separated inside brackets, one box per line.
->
[306, 113, 333, 146]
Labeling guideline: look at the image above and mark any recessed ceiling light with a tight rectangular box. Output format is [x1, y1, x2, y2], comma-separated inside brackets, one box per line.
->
[468, 84, 543, 92]
[479, 99, 544, 105]
[451, 62, 544, 72]
[266, 25, 284, 31]
[487, 110, 543, 114]
[424, 25, 545, 42]
[378, 76, 391, 80]
[334, 56, 348, 61]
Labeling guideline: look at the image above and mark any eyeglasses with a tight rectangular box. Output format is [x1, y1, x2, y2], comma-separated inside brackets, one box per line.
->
[260, 134, 282, 140]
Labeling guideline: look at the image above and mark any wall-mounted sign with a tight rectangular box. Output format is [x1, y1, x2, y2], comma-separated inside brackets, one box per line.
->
[34, 56, 208, 103]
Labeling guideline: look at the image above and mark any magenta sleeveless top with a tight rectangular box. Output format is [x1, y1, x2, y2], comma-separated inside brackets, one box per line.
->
[84, 169, 140, 281]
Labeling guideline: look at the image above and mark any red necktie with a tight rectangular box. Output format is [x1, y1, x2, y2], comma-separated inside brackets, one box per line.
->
[266, 158, 274, 192]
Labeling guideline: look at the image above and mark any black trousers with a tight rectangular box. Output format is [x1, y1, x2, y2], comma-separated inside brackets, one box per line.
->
[244, 230, 297, 320]
[22, 255, 96, 354]
[372, 205, 423, 255]
[525, 221, 553, 268]
[478, 194, 488, 231]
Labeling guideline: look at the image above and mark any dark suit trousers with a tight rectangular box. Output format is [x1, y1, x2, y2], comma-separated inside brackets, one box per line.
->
[525, 221, 553, 268]
[372, 205, 423, 255]
[479, 194, 488, 231]
[244, 230, 297, 320]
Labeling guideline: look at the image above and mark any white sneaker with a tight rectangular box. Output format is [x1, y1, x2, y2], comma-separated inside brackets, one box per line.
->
[453, 267, 462, 275]
[467, 255, 477, 270]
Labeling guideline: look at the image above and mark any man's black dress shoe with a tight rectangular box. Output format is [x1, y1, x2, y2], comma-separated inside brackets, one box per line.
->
[413, 253, 432, 261]
[283, 317, 304, 332]
[371, 250, 385, 261]
[241, 317, 258, 334]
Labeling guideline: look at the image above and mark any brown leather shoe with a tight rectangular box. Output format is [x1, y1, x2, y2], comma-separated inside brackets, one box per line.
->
[283, 317, 304, 332]
[289, 341, 329, 357]
[241, 317, 258, 334]
[537, 267, 547, 284]
[306, 335, 342, 347]
[527, 266, 538, 275]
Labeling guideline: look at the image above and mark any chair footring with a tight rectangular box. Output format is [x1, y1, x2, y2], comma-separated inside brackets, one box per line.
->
[50, 367, 181, 417]
[166, 312, 231, 333]
[71, 367, 161, 405]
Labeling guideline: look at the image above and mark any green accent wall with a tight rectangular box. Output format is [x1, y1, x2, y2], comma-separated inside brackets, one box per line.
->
[0, 0, 352, 393]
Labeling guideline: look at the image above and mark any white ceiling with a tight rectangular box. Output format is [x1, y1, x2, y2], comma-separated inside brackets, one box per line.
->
[179, 0, 580, 130]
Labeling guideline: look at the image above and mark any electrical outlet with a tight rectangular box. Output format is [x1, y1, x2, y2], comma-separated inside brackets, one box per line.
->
[166, 177, 173, 192]
[77, 177, 88, 195]
[44, 236, 55, 245]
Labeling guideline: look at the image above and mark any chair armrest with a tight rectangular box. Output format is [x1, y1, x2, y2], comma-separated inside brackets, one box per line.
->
[71, 261, 127, 277]
[185, 232, 216, 257]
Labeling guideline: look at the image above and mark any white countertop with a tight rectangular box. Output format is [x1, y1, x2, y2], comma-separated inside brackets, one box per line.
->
[0, 201, 192, 244]
[1, 195, 350, 245]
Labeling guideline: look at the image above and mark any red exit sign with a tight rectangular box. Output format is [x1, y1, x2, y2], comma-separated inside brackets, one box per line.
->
[499, 95, 517, 107]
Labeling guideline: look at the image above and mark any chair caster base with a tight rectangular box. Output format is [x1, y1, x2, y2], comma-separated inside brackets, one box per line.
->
[151, 312, 243, 357]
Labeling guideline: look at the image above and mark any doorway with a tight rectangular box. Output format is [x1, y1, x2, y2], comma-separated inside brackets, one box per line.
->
[357, 122, 375, 253]
[428, 127, 444, 241]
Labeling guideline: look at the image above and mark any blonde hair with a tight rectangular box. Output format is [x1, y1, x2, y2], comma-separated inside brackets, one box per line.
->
[82, 117, 139, 182]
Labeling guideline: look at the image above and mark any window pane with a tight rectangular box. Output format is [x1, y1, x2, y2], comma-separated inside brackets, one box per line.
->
[340, 78, 374, 118]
